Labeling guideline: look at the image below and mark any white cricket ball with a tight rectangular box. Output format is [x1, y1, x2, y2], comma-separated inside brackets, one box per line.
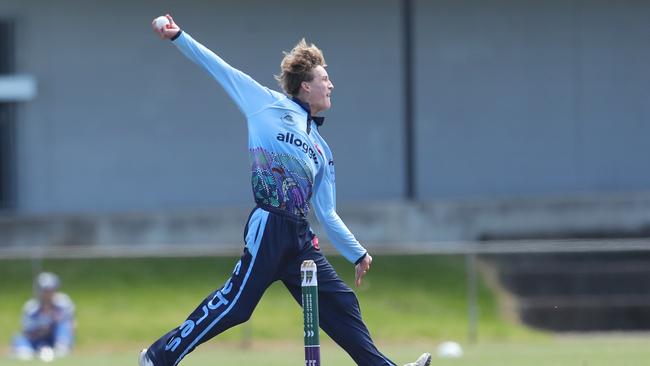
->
[153, 16, 170, 30]
[436, 341, 463, 358]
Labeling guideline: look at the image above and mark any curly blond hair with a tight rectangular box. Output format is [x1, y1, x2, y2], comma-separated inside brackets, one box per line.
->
[275, 39, 326, 97]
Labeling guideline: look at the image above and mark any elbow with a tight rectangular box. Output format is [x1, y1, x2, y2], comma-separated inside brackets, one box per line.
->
[321, 210, 339, 225]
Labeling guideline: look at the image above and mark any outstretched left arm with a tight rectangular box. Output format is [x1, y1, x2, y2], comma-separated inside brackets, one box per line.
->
[312, 173, 371, 286]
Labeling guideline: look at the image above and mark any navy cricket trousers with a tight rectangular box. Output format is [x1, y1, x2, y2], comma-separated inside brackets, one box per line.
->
[146, 206, 395, 366]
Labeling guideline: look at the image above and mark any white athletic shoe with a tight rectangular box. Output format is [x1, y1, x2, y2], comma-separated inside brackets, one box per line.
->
[38, 346, 55, 362]
[403, 352, 432, 366]
[139, 349, 154, 366]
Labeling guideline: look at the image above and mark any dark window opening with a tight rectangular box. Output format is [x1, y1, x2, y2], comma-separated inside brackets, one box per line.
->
[0, 19, 16, 210]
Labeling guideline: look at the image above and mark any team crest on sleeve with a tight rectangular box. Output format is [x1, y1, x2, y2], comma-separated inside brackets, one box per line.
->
[281, 113, 295, 125]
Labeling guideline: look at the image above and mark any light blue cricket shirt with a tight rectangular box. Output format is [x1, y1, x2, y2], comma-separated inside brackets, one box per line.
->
[172, 31, 367, 264]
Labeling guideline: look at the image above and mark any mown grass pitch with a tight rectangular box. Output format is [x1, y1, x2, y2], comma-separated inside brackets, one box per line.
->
[0, 255, 532, 347]
[1, 337, 649, 366]
[1, 255, 649, 365]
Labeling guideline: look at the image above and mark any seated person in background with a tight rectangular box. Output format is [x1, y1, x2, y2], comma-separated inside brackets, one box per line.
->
[11, 272, 75, 361]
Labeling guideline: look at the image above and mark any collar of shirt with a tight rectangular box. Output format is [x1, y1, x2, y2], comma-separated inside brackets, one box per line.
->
[291, 97, 325, 129]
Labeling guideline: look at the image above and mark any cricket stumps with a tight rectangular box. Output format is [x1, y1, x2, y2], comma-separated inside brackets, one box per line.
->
[301, 260, 320, 366]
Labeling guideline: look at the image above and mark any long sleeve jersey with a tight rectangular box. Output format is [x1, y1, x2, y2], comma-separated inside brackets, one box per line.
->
[172, 31, 367, 264]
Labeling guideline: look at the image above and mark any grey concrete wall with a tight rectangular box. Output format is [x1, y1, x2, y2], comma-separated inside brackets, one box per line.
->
[1, 192, 649, 250]
[415, 0, 650, 199]
[1, 0, 404, 214]
[1, 0, 649, 217]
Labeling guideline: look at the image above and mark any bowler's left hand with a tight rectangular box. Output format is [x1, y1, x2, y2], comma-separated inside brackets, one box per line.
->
[355, 253, 372, 287]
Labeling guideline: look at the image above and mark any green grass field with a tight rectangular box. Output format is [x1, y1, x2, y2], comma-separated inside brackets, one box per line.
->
[0, 255, 532, 346]
[1, 338, 649, 366]
[1, 255, 648, 365]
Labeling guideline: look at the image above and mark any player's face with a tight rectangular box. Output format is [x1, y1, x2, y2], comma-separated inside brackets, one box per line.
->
[39, 288, 55, 304]
[304, 66, 334, 115]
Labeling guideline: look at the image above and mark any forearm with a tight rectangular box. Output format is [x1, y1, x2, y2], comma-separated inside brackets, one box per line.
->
[172, 31, 236, 85]
[317, 209, 367, 263]
[171, 31, 275, 116]
[54, 320, 75, 346]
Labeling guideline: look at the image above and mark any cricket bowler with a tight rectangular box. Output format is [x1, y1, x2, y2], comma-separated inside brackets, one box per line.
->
[140, 14, 431, 366]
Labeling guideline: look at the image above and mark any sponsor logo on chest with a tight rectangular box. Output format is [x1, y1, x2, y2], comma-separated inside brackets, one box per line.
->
[276, 132, 321, 165]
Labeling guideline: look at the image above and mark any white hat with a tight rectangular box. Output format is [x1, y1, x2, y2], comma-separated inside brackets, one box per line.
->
[36, 272, 60, 291]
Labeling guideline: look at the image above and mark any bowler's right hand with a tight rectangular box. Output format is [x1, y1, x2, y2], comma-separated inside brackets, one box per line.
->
[152, 14, 181, 40]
